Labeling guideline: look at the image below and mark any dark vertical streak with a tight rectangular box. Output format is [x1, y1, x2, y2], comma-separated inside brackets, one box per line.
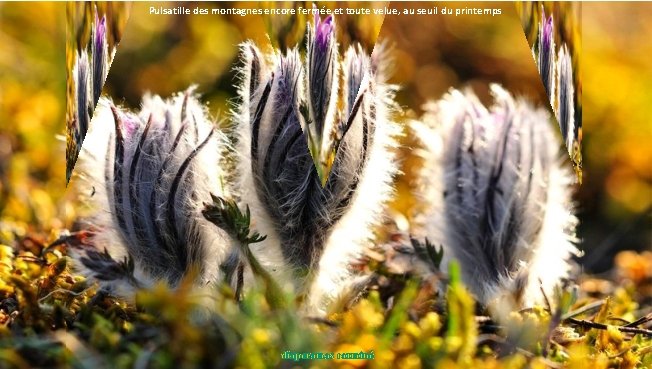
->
[468, 113, 479, 197]
[110, 106, 127, 231]
[166, 129, 215, 272]
[481, 116, 515, 273]
[128, 114, 154, 244]
[251, 78, 273, 167]
[263, 106, 293, 182]
[191, 114, 199, 144]
[270, 130, 303, 186]
[249, 46, 260, 98]
[453, 117, 465, 201]
[181, 92, 189, 123]
[297, 169, 317, 269]
[337, 90, 366, 152]
[235, 262, 244, 301]
[149, 123, 189, 260]
[312, 46, 333, 132]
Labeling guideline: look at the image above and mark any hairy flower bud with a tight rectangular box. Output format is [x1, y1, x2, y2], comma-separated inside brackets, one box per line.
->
[532, 6, 581, 181]
[305, 11, 339, 176]
[72, 89, 231, 298]
[67, 7, 115, 183]
[73, 52, 91, 147]
[536, 9, 556, 100]
[234, 15, 399, 314]
[92, 11, 108, 108]
[412, 85, 579, 306]
[557, 45, 575, 157]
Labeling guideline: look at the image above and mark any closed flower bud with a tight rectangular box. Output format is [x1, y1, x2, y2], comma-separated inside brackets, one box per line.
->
[557, 45, 575, 157]
[68, 7, 115, 183]
[91, 11, 109, 108]
[72, 89, 231, 298]
[305, 11, 338, 172]
[532, 6, 581, 181]
[412, 85, 579, 306]
[234, 14, 399, 314]
[536, 8, 556, 100]
[73, 51, 91, 149]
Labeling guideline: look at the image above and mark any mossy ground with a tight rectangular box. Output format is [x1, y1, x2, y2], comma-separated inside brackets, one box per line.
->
[0, 221, 649, 369]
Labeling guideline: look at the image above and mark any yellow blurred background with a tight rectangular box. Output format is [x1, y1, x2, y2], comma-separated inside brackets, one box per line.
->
[0, 3, 68, 231]
[580, 3, 652, 270]
[105, 1, 385, 114]
[0, 2, 649, 271]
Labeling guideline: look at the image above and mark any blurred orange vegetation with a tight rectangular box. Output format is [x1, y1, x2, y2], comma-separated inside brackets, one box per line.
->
[615, 251, 652, 285]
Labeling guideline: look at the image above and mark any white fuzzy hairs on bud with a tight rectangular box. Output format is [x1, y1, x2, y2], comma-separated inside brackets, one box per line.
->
[412, 85, 579, 307]
[71, 89, 232, 299]
[233, 17, 400, 314]
[308, 42, 400, 314]
[70, 11, 580, 317]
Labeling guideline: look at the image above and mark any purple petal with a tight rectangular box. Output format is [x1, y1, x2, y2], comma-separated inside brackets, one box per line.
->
[315, 15, 333, 51]
[92, 10, 108, 107]
[95, 12, 106, 50]
[306, 7, 337, 141]
[542, 15, 553, 54]
[536, 8, 555, 99]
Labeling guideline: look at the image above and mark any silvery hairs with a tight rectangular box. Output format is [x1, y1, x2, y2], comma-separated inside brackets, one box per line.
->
[412, 85, 579, 307]
[69, 9, 113, 183]
[233, 12, 399, 314]
[72, 89, 232, 298]
[534, 7, 577, 165]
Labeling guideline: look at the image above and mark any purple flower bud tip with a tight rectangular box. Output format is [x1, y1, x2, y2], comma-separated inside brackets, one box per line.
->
[543, 15, 553, 50]
[94, 12, 106, 46]
[122, 115, 139, 138]
[314, 13, 333, 50]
